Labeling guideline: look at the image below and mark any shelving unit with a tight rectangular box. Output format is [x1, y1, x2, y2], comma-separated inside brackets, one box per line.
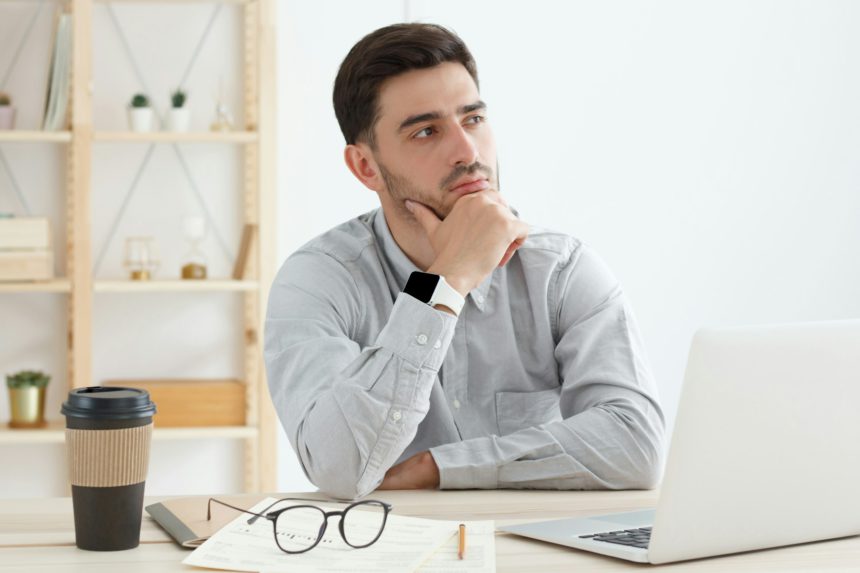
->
[0, 131, 72, 143]
[93, 279, 258, 292]
[92, 131, 258, 143]
[0, 0, 277, 493]
[0, 420, 257, 444]
[0, 279, 72, 293]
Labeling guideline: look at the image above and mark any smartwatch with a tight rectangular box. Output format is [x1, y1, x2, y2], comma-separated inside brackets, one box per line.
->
[403, 272, 466, 317]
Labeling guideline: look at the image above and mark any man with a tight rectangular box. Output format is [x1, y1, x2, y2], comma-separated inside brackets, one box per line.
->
[265, 23, 665, 500]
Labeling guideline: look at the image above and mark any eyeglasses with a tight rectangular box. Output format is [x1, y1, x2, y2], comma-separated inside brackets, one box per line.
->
[207, 497, 393, 554]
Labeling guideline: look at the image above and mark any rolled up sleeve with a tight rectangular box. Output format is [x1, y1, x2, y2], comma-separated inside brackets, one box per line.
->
[265, 250, 456, 499]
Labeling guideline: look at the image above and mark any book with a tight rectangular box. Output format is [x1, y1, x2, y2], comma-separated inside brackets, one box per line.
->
[232, 223, 257, 279]
[42, 10, 71, 132]
[0, 218, 52, 250]
[0, 218, 54, 281]
[0, 250, 53, 281]
[146, 495, 267, 548]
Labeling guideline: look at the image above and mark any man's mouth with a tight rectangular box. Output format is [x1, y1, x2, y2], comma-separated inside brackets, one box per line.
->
[450, 178, 489, 195]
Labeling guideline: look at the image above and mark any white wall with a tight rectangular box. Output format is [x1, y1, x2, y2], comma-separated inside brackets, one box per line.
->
[273, 1, 860, 492]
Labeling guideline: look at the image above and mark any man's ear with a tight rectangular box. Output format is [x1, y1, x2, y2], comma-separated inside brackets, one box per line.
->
[344, 143, 384, 193]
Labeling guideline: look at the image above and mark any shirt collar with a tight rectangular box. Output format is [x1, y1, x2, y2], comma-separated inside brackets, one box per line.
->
[372, 208, 492, 312]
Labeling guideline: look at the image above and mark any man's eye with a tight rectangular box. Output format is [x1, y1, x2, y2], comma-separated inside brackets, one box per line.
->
[414, 127, 434, 139]
[467, 115, 485, 125]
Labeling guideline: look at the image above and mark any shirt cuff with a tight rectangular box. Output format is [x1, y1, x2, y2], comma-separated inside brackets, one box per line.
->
[430, 437, 499, 489]
[375, 293, 457, 371]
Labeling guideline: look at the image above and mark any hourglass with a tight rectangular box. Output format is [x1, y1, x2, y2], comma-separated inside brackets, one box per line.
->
[181, 216, 208, 280]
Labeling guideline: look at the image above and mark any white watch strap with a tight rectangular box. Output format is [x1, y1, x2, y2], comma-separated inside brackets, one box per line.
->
[428, 276, 465, 316]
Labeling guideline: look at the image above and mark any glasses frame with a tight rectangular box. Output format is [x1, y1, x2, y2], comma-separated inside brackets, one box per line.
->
[206, 497, 393, 554]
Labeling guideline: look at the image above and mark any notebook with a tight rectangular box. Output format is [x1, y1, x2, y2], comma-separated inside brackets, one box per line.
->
[146, 494, 267, 548]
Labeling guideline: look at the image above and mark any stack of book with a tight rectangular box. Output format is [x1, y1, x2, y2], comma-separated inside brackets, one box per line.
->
[0, 217, 54, 281]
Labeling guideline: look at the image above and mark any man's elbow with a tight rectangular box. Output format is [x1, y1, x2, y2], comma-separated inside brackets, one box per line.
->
[623, 453, 663, 490]
[619, 426, 665, 490]
[303, 456, 382, 501]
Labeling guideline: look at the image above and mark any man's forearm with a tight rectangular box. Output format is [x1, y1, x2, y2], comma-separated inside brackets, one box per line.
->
[283, 294, 456, 499]
[430, 400, 665, 491]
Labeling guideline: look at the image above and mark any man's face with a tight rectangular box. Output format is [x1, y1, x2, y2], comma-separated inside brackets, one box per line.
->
[368, 61, 499, 221]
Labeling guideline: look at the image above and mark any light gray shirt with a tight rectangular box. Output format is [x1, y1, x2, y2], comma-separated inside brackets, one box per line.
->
[265, 208, 665, 500]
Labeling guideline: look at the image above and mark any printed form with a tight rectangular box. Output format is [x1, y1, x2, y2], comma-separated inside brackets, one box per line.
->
[183, 497, 495, 572]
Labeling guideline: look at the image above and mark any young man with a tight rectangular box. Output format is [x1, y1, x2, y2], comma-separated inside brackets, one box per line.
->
[265, 23, 665, 500]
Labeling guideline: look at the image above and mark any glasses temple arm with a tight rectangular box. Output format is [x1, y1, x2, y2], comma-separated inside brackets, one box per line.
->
[206, 498, 268, 522]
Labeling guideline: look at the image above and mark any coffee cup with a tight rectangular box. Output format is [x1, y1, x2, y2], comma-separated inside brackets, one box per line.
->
[61, 386, 157, 551]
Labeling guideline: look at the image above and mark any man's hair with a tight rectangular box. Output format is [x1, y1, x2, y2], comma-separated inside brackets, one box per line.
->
[333, 23, 479, 148]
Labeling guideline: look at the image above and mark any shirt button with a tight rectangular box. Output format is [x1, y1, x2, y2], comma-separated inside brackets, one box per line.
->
[453, 399, 461, 409]
[391, 410, 402, 422]
[416, 334, 428, 345]
[433, 339, 441, 349]
[476, 294, 484, 304]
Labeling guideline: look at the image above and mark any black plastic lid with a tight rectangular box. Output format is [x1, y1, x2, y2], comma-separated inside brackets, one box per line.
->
[61, 386, 157, 420]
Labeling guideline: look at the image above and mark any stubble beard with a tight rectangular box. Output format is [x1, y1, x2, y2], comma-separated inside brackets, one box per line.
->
[377, 160, 499, 222]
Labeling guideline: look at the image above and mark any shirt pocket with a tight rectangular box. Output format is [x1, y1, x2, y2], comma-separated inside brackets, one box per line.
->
[495, 387, 563, 436]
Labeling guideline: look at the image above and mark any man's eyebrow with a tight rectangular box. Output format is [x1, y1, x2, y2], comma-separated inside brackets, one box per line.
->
[396, 100, 487, 134]
[459, 100, 487, 115]
[397, 112, 441, 133]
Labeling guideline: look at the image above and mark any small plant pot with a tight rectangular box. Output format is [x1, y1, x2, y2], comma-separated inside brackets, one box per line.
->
[0, 106, 16, 130]
[8, 386, 47, 428]
[167, 107, 191, 132]
[128, 107, 154, 132]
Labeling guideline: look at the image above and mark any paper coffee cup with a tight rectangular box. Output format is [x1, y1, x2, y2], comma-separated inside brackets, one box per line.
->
[61, 387, 157, 551]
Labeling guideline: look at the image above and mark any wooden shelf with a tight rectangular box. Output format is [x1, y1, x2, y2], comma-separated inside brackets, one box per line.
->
[93, 0, 253, 4]
[0, 0, 277, 494]
[93, 131, 258, 143]
[0, 131, 72, 143]
[93, 279, 258, 292]
[0, 279, 71, 293]
[0, 421, 258, 444]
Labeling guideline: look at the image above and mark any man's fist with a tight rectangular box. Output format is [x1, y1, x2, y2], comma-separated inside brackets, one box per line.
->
[378, 451, 440, 490]
[406, 191, 528, 296]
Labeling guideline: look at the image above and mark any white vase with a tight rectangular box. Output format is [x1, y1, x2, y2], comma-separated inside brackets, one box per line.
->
[0, 106, 16, 130]
[128, 107, 153, 132]
[166, 107, 191, 132]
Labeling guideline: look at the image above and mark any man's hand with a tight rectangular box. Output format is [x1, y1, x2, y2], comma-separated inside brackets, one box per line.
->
[378, 451, 440, 490]
[406, 191, 528, 296]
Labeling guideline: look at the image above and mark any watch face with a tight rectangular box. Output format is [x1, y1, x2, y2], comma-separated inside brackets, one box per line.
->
[404, 272, 440, 304]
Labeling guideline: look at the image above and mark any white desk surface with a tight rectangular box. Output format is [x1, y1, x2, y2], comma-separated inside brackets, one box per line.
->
[1, 489, 859, 571]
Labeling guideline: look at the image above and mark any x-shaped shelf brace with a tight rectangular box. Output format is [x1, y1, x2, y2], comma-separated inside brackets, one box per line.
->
[0, 1, 47, 216]
[93, 3, 235, 276]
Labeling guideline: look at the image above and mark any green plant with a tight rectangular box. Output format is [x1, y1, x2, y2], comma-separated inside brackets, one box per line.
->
[171, 88, 187, 109]
[6, 370, 51, 389]
[0, 92, 11, 106]
[130, 93, 150, 108]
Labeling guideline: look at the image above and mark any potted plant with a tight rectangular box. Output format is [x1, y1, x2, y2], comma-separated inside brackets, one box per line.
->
[167, 88, 190, 132]
[0, 92, 15, 130]
[6, 370, 50, 428]
[128, 93, 153, 132]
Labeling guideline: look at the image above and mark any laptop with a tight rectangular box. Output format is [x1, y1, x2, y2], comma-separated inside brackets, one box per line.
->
[498, 319, 860, 564]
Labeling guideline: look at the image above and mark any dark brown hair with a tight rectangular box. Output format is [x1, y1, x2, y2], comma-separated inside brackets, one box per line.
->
[333, 23, 479, 147]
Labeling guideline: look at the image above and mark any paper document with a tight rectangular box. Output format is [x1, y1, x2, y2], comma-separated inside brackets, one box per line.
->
[182, 497, 456, 573]
[417, 519, 496, 573]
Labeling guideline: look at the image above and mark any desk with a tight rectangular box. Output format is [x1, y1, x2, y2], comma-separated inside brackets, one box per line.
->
[1, 489, 858, 571]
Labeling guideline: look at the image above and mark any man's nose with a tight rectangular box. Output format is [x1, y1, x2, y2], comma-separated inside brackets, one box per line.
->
[448, 124, 480, 167]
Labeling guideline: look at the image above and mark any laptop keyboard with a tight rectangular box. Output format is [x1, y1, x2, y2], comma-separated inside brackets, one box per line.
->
[579, 526, 652, 549]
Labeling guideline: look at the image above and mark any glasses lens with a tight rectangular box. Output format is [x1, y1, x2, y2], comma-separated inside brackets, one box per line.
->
[274, 506, 327, 553]
[342, 501, 388, 548]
